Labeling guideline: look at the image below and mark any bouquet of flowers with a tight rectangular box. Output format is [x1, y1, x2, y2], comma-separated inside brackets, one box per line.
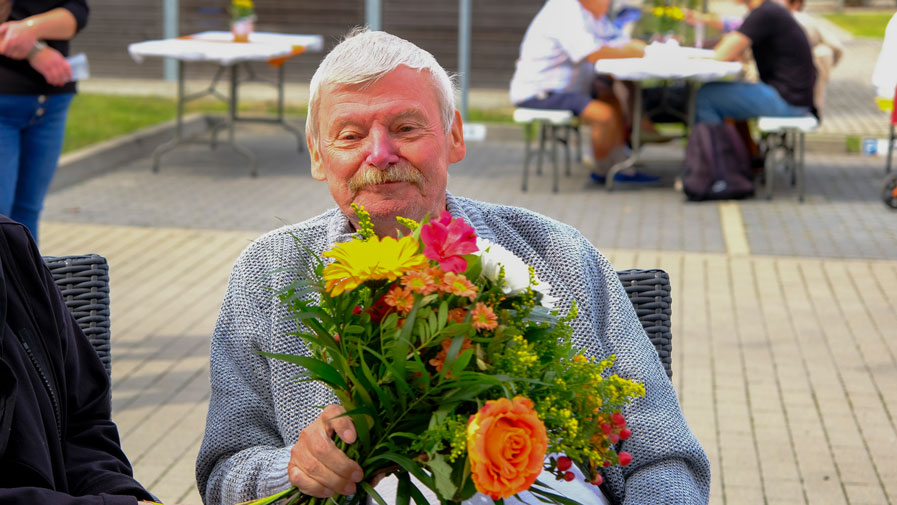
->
[248, 205, 645, 505]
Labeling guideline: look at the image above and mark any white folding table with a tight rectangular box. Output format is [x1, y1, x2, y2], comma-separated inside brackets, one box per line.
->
[128, 31, 324, 176]
[595, 45, 743, 189]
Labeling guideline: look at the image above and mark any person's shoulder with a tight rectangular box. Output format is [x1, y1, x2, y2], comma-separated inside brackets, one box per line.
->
[454, 196, 588, 247]
[235, 208, 342, 268]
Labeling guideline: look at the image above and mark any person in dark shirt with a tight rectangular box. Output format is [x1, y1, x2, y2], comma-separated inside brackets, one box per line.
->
[0, 0, 89, 244]
[0, 215, 160, 505]
[694, 0, 816, 124]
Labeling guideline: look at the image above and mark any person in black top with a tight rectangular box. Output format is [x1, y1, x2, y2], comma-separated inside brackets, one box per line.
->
[0, 215, 160, 505]
[0, 0, 89, 244]
[694, 0, 816, 124]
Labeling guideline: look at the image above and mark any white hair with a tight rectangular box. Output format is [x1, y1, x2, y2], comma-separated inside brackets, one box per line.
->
[306, 28, 457, 141]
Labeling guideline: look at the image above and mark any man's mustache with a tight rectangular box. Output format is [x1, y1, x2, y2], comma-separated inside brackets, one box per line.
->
[348, 165, 423, 193]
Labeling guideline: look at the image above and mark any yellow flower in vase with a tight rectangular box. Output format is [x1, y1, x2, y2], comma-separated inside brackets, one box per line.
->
[230, 0, 256, 42]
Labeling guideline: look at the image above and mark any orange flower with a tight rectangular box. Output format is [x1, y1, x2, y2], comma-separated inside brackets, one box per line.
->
[384, 285, 414, 314]
[470, 302, 498, 332]
[401, 269, 437, 294]
[466, 396, 548, 499]
[442, 272, 478, 299]
[428, 337, 473, 374]
[447, 308, 467, 324]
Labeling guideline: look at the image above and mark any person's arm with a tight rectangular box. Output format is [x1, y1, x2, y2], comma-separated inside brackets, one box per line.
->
[0, 8, 78, 59]
[553, 232, 711, 504]
[585, 39, 646, 63]
[713, 30, 752, 61]
[196, 250, 304, 505]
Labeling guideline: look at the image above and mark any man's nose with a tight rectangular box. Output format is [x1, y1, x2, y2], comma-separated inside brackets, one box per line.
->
[365, 127, 400, 170]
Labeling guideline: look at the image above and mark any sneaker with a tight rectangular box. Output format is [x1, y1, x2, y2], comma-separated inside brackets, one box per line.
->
[590, 171, 661, 184]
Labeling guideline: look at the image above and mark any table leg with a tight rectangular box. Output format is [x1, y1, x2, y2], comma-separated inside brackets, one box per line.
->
[686, 81, 698, 134]
[228, 64, 259, 177]
[606, 81, 642, 190]
[151, 60, 186, 172]
[275, 63, 305, 153]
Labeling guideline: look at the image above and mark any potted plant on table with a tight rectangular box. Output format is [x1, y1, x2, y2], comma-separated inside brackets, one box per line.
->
[230, 0, 256, 43]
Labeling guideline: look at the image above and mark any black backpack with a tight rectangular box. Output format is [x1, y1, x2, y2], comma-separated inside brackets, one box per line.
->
[682, 122, 754, 201]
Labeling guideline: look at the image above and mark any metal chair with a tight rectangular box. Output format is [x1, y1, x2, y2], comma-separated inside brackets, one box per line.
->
[617, 268, 673, 379]
[43, 254, 111, 375]
[514, 108, 582, 193]
[757, 115, 819, 202]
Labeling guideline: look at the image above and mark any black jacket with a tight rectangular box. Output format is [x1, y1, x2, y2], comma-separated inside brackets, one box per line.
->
[0, 216, 155, 505]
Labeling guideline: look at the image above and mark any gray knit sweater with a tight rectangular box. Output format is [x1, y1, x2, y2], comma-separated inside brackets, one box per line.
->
[196, 194, 711, 505]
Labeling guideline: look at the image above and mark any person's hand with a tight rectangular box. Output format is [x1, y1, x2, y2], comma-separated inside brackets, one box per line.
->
[29, 46, 72, 87]
[288, 405, 363, 499]
[0, 20, 40, 60]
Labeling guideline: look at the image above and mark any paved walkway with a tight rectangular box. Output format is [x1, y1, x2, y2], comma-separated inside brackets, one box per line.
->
[39, 16, 897, 505]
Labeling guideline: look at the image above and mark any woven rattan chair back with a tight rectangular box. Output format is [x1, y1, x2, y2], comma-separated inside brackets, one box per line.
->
[616, 269, 673, 379]
[43, 254, 111, 375]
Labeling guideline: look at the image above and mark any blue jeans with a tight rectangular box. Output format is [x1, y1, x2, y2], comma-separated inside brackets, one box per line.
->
[0, 93, 74, 243]
[695, 81, 809, 124]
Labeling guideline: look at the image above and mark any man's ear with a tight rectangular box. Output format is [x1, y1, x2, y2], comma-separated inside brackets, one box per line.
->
[308, 134, 326, 181]
[448, 110, 466, 164]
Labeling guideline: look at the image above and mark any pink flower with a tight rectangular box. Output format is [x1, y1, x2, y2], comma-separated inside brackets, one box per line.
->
[420, 211, 478, 273]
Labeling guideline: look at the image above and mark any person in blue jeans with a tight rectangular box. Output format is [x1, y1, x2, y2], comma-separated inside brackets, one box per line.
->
[0, 0, 89, 244]
[696, 0, 816, 125]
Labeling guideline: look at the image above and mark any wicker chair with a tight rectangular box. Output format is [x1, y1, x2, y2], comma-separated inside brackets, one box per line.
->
[39, 254, 673, 380]
[43, 254, 111, 375]
[616, 269, 673, 379]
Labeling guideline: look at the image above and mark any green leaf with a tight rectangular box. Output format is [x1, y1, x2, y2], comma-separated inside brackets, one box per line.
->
[406, 476, 431, 505]
[359, 481, 387, 505]
[437, 301, 448, 330]
[358, 353, 395, 416]
[449, 349, 474, 378]
[365, 453, 434, 490]
[528, 481, 585, 505]
[396, 472, 412, 505]
[427, 452, 457, 500]
[257, 351, 347, 389]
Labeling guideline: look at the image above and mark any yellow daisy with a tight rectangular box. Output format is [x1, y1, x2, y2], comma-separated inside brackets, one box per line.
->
[322, 236, 427, 296]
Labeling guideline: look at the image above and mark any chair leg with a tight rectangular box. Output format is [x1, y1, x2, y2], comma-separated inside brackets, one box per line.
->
[561, 126, 571, 178]
[797, 131, 806, 202]
[573, 124, 582, 163]
[522, 122, 533, 192]
[887, 123, 895, 174]
[537, 123, 547, 176]
[551, 125, 560, 193]
[764, 134, 776, 200]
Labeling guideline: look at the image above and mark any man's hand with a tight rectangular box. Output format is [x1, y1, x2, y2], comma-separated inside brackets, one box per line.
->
[29, 46, 72, 87]
[0, 20, 40, 60]
[289, 405, 363, 498]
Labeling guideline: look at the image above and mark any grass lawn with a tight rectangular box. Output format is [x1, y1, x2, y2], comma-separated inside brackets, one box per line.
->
[823, 11, 892, 38]
[63, 93, 514, 154]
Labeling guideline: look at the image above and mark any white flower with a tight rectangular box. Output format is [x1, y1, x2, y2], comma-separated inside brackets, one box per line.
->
[474, 238, 556, 308]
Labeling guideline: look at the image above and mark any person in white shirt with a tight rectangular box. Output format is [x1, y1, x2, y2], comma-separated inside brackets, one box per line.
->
[784, 0, 844, 116]
[509, 0, 659, 185]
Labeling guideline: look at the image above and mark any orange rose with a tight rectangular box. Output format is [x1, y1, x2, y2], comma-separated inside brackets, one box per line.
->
[466, 396, 547, 499]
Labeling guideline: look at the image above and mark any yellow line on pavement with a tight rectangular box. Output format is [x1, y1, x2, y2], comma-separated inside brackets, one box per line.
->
[718, 201, 751, 256]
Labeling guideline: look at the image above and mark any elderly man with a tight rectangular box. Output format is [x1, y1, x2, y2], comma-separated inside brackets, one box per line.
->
[196, 29, 710, 505]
